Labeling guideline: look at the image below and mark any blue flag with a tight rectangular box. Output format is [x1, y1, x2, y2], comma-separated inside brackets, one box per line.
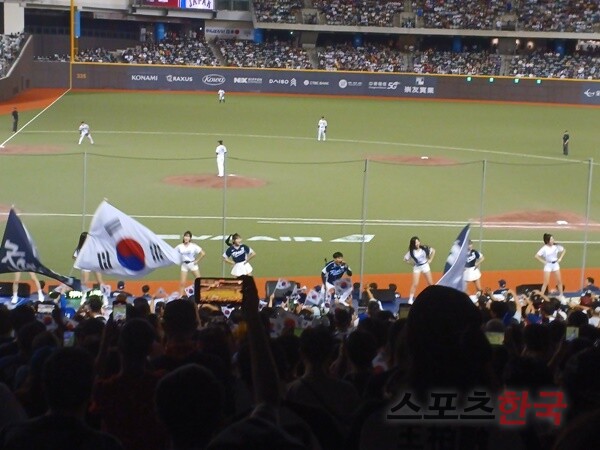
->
[0, 209, 81, 290]
[437, 224, 471, 292]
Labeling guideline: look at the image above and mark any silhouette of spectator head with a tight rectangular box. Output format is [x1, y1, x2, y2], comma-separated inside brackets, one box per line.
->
[162, 299, 198, 340]
[155, 364, 224, 448]
[406, 285, 491, 397]
[299, 326, 335, 369]
[118, 318, 156, 361]
[43, 347, 94, 414]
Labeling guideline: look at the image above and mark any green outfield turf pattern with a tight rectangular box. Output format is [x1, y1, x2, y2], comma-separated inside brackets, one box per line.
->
[1, 91, 599, 280]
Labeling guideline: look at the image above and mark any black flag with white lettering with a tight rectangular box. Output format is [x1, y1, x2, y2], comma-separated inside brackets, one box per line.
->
[0, 209, 81, 290]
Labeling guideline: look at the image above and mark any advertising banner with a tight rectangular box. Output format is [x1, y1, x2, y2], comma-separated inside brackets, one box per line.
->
[69, 64, 597, 104]
[141, 0, 179, 7]
[204, 20, 254, 40]
[181, 0, 215, 10]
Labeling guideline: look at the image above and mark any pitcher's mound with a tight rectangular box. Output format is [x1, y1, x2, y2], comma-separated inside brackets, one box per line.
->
[482, 210, 598, 230]
[163, 174, 266, 189]
[368, 155, 458, 165]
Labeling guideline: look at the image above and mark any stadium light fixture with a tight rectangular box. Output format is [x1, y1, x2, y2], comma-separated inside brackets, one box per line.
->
[489, 77, 495, 83]
[514, 78, 520, 84]
[466, 76, 472, 82]
[536, 79, 542, 85]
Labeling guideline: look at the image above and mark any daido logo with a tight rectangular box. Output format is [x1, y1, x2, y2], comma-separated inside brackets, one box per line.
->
[202, 74, 226, 86]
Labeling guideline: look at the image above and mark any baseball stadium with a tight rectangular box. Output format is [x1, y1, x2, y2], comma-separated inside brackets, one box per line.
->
[0, 1, 600, 447]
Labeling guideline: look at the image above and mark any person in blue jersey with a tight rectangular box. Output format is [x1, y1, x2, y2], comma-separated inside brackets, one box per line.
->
[404, 236, 435, 305]
[321, 251, 353, 303]
[464, 240, 485, 295]
[223, 233, 256, 276]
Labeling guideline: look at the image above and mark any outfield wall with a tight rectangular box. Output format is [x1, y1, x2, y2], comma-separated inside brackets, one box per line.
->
[54, 63, 600, 105]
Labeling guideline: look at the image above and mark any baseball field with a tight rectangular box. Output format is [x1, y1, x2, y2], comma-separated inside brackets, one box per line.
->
[1, 88, 599, 296]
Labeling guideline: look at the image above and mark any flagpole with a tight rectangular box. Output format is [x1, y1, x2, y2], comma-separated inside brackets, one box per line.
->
[478, 159, 487, 250]
[221, 155, 228, 277]
[581, 158, 593, 287]
[359, 158, 369, 293]
[81, 150, 88, 230]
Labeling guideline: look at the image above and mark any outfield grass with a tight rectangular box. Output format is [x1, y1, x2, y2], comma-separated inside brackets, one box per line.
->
[1, 91, 600, 287]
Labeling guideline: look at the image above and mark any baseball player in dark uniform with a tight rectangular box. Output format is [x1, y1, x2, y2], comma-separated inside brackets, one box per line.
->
[562, 130, 569, 156]
[12, 107, 18, 132]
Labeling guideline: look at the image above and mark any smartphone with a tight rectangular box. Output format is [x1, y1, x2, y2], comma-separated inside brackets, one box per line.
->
[113, 303, 127, 322]
[485, 332, 504, 346]
[63, 331, 75, 347]
[566, 326, 579, 341]
[37, 303, 55, 315]
[194, 277, 243, 304]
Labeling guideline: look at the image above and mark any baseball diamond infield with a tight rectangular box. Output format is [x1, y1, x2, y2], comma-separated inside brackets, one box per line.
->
[2, 89, 600, 297]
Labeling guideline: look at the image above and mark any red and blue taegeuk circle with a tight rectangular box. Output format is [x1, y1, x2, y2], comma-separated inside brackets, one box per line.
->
[116, 238, 145, 271]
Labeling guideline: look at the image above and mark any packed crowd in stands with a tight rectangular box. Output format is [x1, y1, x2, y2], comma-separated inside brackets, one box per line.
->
[253, 0, 303, 23]
[312, 0, 404, 27]
[519, 0, 599, 32]
[0, 33, 25, 77]
[252, 0, 599, 32]
[420, 0, 507, 30]
[27, 32, 600, 80]
[412, 49, 502, 75]
[318, 43, 406, 72]
[509, 50, 600, 79]
[119, 34, 218, 66]
[216, 39, 312, 69]
[0, 274, 599, 449]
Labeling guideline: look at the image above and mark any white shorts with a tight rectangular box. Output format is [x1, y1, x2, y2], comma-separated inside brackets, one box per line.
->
[544, 262, 560, 273]
[413, 263, 431, 274]
[231, 262, 253, 276]
[464, 267, 482, 282]
[181, 262, 199, 273]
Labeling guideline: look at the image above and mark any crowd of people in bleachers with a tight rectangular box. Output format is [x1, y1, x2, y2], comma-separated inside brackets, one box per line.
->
[252, 0, 599, 32]
[253, 0, 303, 23]
[412, 49, 502, 75]
[119, 34, 218, 66]
[1, 274, 600, 449]
[509, 50, 600, 79]
[216, 39, 312, 69]
[312, 0, 404, 27]
[318, 43, 406, 71]
[76, 48, 119, 63]
[519, 0, 599, 32]
[0, 33, 25, 77]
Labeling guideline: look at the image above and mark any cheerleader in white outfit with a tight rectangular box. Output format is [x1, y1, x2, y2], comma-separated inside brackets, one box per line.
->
[534, 233, 566, 299]
[404, 236, 435, 304]
[175, 231, 205, 296]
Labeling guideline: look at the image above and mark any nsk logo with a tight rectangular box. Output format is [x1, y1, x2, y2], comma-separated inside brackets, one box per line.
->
[234, 77, 263, 84]
[166, 75, 193, 82]
[202, 74, 226, 86]
[131, 74, 158, 81]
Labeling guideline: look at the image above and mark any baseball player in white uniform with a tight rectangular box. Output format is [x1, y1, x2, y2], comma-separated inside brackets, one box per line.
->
[218, 89, 225, 103]
[215, 140, 227, 177]
[78, 121, 94, 145]
[535, 233, 566, 299]
[317, 116, 327, 141]
[175, 231, 205, 296]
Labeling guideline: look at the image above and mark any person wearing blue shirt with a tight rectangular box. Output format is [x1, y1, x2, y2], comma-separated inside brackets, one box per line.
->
[321, 251, 352, 302]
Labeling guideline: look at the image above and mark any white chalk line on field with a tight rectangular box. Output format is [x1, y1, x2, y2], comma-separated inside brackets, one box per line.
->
[0, 90, 71, 149]
[18, 130, 595, 165]
[3, 212, 600, 236]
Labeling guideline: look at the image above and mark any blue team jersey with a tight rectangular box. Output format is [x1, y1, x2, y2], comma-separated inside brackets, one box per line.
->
[223, 244, 252, 263]
[465, 249, 481, 268]
[322, 261, 352, 284]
